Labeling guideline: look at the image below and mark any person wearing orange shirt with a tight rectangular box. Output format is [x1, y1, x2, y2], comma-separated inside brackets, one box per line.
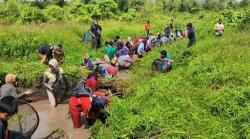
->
[145, 20, 151, 37]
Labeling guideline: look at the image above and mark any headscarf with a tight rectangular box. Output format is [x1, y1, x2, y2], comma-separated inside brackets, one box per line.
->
[48, 59, 59, 69]
[5, 74, 16, 84]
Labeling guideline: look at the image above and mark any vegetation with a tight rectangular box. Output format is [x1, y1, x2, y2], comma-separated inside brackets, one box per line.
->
[0, 0, 250, 138]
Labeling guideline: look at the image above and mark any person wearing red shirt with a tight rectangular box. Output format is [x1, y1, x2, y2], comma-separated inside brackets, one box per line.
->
[69, 91, 111, 128]
[85, 72, 98, 92]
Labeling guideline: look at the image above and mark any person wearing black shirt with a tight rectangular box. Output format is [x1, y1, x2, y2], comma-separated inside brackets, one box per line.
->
[90, 21, 102, 48]
[187, 23, 196, 47]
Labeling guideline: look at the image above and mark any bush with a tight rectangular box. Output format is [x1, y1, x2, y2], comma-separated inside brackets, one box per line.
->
[20, 5, 45, 23]
[43, 5, 66, 21]
[0, 0, 21, 24]
[96, 0, 119, 19]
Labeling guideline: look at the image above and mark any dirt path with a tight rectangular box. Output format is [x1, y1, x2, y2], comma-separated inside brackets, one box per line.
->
[31, 100, 90, 139]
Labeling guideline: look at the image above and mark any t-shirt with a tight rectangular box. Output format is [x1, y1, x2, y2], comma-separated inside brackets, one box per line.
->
[162, 55, 173, 62]
[105, 46, 116, 60]
[145, 23, 151, 31]
[116, 47, 129, 57]
[38, 45, 53, 59]
[137, 42, 145, 55]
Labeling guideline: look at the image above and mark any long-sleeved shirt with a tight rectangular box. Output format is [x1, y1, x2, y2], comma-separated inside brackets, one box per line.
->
[137, 42, 145, 56]
[0, 84, 24, 99]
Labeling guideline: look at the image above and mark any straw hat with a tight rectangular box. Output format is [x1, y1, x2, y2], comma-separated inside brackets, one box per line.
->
[94, 58, 104, 64]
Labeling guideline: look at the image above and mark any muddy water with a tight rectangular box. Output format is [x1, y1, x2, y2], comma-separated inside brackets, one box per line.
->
[30, 100, 90, 139]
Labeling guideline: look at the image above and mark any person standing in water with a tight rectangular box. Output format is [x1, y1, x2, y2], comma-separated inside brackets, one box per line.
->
[43, 59, 66, 107]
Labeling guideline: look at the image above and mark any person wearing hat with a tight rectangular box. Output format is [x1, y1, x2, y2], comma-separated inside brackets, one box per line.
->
[0, 74, 32, 99]
[37, 44, 63, 64]
[43, 59, 65, 107]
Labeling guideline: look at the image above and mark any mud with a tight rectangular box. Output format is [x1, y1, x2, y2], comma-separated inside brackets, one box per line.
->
[30, 100, 90, 139]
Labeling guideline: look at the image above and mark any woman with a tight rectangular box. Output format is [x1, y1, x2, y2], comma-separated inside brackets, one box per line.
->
[0, 74, 32, 99]
[43, 59, 65, 107]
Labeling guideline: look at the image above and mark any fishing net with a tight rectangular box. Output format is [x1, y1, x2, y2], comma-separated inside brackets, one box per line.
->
[8, 100, 39, 139]
[151, 59, 168, 73]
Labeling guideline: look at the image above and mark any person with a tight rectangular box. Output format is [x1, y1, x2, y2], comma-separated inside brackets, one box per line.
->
[168, 19, 174, 31]
[160, 50, 173, 72]
[137, 40, 146, 58]
[0, 74, 32, 99]
[104, 41, 117, 65]
[81, 53, 94, 71]
[145, 20, 151, 37]
[116, 43, 129, 58]
[116, 54, 133, 69]
[90, 21, 102, 48]
[95, 59, 118, 77]
[0, 96, 26, 139]
[85, 72, 99, 92]
[175, 29, 183, 40]
[164, 26, 174, 43]
[215, 19, 224, 37]
[43, 59, 66, 107]
[69, 88, 111, 128]
[187, 23, 196, 47]
[37, 44, 63, 65]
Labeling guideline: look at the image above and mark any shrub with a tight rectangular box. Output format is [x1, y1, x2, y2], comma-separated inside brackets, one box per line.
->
[43, 5, 66, 21]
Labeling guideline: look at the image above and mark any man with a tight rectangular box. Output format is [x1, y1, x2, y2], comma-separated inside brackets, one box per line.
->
[104, 41, 117, 65]
[187, 23, 196, 47]
[37, 44, 63, 64]
[215, 19, 224, 37]
[0, 96, 25, 139]
[137, 40, 146, 58]
[90, 21, 102, 48]
[160, 50, 173, 72]
[145, 20, 151, 37]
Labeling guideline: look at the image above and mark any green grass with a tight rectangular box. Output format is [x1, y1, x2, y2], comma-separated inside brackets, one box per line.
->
[90, 19, 250, 139]
[0, 10, 250, 139]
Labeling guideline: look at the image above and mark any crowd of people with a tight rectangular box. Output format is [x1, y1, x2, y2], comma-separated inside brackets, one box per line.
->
[0, 18, 225, 137]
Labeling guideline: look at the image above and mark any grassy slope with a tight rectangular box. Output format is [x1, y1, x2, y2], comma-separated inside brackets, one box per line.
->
[91, 18, 250, 138]
[0, 20, 146, 87]
[1, 11, 249, 138]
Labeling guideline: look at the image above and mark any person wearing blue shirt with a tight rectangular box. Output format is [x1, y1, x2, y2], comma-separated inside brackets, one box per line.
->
[137, 41, 145, 58]
[81, 54, 94, 71]
[160, 50, 173, 72]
